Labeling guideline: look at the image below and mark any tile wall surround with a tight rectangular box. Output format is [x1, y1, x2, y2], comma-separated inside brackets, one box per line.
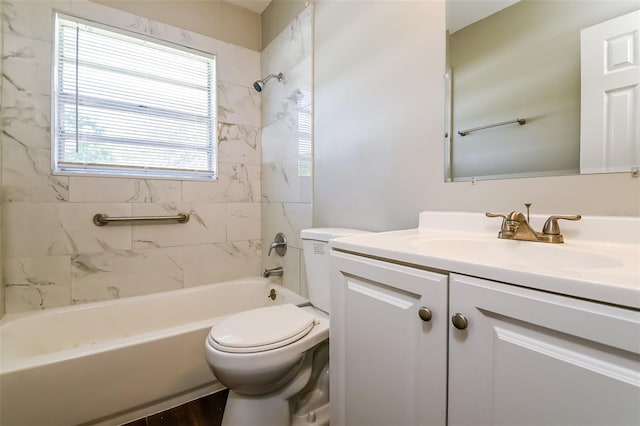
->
[0, 0, 4, 317]
[260, 4, 313, 296]
[1, 0, 263, 313]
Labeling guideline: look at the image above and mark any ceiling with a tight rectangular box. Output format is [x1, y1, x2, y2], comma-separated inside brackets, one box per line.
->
[447, 0, 520, 33]
[226, 0, 272, 14]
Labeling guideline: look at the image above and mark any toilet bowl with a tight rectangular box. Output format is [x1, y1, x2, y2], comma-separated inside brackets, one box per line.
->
[205, 305, 329, 396]
[204, 228, 370, 426]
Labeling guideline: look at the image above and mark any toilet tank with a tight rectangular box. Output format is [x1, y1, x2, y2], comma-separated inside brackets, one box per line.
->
[300, 228, 371, 314]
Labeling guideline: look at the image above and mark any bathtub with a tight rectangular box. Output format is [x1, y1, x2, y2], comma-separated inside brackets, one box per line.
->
[0, 277, 308, 426]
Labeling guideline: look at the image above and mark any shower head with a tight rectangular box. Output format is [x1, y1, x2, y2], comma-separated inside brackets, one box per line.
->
[253, 72, 285, 92]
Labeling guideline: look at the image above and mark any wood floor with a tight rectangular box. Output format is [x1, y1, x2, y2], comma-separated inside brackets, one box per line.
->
[122, 389, 229, 426]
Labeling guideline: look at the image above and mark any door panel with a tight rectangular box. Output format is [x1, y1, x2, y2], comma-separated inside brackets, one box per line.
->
[331, 251, 448, 426]
[580, 9, 640, 173]
[449, 274, 640, 426]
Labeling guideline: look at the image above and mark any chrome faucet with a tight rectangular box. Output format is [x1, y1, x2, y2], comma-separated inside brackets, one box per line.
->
[263, 266, 284, 278]
[268, 232, 287, 256]
[486, 204, 581, 243]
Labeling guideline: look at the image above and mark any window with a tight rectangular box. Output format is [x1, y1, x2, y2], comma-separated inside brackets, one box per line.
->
[53, 13, 217, 180]
[297, 90, 312, 177]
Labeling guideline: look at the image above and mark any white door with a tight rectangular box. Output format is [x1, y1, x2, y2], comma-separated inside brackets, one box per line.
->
[580, 9, 640, 174]
[448, 274, 640, 426]
[330, 251, 448, 426]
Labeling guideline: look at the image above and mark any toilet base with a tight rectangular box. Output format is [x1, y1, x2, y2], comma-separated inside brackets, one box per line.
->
[221, 390, 330, 426]
[221, 391, 292, 426]
[291, 401, 330, 426]
[221, 351, 314, 426]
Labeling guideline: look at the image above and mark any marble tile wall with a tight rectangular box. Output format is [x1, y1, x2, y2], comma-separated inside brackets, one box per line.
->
[1, 0, 262, 313]
[0, 0, 4, 317]
[260, 5, 313, 296]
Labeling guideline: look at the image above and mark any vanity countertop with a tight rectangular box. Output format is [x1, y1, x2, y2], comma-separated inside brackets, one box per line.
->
[330, 212, 640, 310]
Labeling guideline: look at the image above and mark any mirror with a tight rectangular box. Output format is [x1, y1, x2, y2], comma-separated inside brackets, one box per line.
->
[445, 0, 639, 182]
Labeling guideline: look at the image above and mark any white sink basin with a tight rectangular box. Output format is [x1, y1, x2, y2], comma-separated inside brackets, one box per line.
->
[409, 238, 623, 271]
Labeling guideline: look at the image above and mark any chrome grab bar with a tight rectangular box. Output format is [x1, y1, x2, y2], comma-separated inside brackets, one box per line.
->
[458, 118, 526, 136]
[93, 213, 190, 226]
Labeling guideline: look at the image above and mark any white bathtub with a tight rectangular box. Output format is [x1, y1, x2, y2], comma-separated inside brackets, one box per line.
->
[0, 277, 308, 426]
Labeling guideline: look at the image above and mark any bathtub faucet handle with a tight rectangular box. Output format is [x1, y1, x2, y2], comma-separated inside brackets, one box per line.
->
[268, 232, 287, 257]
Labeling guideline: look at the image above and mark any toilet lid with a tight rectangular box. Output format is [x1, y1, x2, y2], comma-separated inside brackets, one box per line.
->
[210, 304, 316, 354]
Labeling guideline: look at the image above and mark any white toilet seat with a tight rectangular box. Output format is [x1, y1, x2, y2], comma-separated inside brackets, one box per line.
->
[209, 304, 317, 354]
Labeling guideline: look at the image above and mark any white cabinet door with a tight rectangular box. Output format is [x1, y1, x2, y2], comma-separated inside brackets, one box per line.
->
[580, 9, 640, 174]
[330, 251, 448, 426]
[448, 274, 640, 426]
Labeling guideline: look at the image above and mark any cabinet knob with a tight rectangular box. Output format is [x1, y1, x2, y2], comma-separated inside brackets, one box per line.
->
[418, 306, 433, 322]
[451, 313, 468, 330]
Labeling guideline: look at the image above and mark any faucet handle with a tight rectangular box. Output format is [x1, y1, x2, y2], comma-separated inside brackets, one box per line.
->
[486, 212, 512, 233]
[486, 211, 512, 224]
[486, 212, 508, 219]
[542, 215, 582, 235]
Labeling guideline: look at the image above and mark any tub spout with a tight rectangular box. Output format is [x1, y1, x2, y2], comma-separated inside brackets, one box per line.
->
[263, 266, 284, 278]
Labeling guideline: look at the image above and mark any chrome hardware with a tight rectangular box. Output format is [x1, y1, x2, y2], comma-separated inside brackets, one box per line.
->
[486, 204, 581, 244]
[418, 307, 433, 322]
[268, 288, 277, 301]
[452, 313, 468, 330]
[93, 213, 189, 226]
[458, 118, 526, 136]
[263, 266, 284, 278]
[268, 232, 287, 256]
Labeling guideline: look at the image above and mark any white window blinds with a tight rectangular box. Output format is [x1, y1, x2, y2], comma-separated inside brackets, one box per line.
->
[53, 13, 217, 180]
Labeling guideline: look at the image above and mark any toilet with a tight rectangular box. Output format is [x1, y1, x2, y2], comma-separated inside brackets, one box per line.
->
[205, 228, 369, 426]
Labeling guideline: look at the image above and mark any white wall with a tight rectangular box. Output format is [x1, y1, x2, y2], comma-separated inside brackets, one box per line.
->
[315, 0, 446, 231]
[314, 0, 639, 232]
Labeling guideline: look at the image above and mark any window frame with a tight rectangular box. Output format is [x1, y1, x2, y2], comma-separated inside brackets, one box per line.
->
[51, 11, 218, 181]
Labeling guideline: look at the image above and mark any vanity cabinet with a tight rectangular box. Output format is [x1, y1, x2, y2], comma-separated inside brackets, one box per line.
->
[449, 273, 640, 426]
[330, 251, 448, 426]
[330, 251, 640, 426]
